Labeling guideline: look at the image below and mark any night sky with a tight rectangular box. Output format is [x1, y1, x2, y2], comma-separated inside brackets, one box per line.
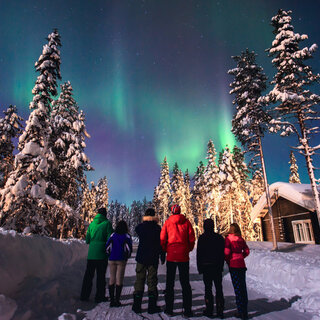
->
[1, 1, 320, 204]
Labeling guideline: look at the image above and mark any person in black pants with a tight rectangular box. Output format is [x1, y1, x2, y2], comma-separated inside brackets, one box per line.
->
[80, 208, 113, 303]
[197, 219, 225, 318]
[160, 204, 195, 317]
[132, 208, 165, 314]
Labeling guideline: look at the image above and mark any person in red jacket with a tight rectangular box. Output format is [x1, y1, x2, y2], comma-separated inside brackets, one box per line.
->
[224, 223, 250, 320]
[160, 204, 195, 317]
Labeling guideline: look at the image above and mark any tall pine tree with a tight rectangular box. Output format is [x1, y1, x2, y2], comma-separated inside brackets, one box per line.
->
[289, 151, 301, 184]
[153, 157, 171, 225]
[218, 147, 241, 234]
[229, 49, 277, 248]
[0, 105, 23, 187]
[184, 169, 194, 226]
[264, 9, 320, 224]
[192, 161, 206, 237]
[171, 163, 187, 215]
[203, 140, 220, 231]
[0, 30, 68, 235]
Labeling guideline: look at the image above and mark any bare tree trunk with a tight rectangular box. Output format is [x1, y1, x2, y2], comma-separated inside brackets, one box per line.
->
[298, 114, 320, 228]
[230, 196, 233, 224]
[258, 136, 278, 251]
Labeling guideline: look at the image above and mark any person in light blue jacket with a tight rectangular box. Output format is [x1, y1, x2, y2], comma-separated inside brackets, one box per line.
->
[106, 220, 132, 307]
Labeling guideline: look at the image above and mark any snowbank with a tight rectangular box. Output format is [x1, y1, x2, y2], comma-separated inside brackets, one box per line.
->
[0, 295, 17, 320]
[0, 228, 88, 319]
[1, 228, 319, 319]
[246, 241, 320, 316]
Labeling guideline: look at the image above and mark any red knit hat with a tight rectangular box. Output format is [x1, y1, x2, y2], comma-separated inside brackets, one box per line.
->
[171, 204, 181, 214]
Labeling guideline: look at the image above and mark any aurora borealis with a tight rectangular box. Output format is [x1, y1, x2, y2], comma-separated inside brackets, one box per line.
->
[1, 1, 320, 204]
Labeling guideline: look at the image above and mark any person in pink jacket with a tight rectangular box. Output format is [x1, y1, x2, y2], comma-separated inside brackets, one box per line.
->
[224, 223, 250, 320]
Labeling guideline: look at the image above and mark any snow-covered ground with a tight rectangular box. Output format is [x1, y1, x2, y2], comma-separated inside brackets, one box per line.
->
[0, 229, 319, 320]
[0, 228, 87, 320]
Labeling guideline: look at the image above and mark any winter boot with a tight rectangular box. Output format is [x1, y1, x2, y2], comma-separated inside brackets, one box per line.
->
[148, 292, 161, 314]
[216, 296, 225, 319]
[109, 284, 115, 307]
[164, 288, 174, 315]
[203, 295, 213, 317]
[115, 285, 123, 307]
[182, 285, 193, 318]
[109, 285, 116, 307]
[183, 309, 193, 318]
[132, 292, 143, 314]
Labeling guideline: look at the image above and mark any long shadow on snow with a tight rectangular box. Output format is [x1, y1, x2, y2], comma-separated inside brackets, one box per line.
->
[221, 295, 301, 319]
[122, 272, 203, 288]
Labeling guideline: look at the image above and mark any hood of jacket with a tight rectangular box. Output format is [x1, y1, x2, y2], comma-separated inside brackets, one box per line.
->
[142, 216, 159, 223]
[227, 233, 241, 241]
[93, 213, 107, 225]
[168, 213, 187, 225]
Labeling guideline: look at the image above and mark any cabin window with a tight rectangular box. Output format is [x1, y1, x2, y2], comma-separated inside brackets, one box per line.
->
[292, 219, 315, 244]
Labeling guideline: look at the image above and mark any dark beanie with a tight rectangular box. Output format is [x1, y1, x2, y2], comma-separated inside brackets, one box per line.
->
[171, 204, 181, 214]
[98, 207, 107, 216]
[204, 218, 214, 233]
[145, 208, 155, 216]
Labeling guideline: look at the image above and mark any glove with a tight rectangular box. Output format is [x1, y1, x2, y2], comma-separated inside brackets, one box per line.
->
[160, 252, 166, 265]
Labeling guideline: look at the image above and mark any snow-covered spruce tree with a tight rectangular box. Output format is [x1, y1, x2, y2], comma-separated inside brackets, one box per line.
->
[0, 30, 71, 235]
[232, 146, 258, 240]
[107, 200, 115, 222]
[232, 146, 250, 189]
[49, 82, 93, 237]
[228, 48, 277, 247]
[192, 161, 206, 237]
[264, 9, 320, 217]
[171, 162, 179, 198]
[119, 203, 129, 222]
[249, 168, 265, 207]
[152, 185, 160, 214]
[218, 147, 241, 235]
[289, 151, 301, 184]
[153, 157, 171, 225]
[80, 179, 97, 231]
[203, 140, 220, 231]
[248, 169, 264, 240]
[218, 147, 255, 239]
[129, 200, 142, 236]
[111, 200, 121, 229]
[96, 176, 109, 209]
[184, 169, 194, 226]
[75, 175, 108, 238]
[171, 163, 187, 215]
[0, 105, 23, 187]
[142, 196, 152, 213]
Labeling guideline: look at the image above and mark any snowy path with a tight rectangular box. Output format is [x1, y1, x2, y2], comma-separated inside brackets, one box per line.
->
[78, 246, 313, 320]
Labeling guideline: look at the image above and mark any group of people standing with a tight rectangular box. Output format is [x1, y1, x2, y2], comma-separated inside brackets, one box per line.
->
[80, 205, 250, 320]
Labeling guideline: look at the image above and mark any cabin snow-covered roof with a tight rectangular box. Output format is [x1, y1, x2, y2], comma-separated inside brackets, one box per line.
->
[251, 182, 319, 221]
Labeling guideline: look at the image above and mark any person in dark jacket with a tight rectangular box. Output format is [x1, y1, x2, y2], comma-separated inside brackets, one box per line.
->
[197, 218, 225, 318]
[80, 207, 113, 303]
[132, 208, 165, 314]
[106, 220, 132, 307]
[160, 204, 195, 317]
[225, 223, 250, 320]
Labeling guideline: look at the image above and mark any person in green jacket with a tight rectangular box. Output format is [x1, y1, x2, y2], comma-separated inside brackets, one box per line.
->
[80, 207, 113, 303]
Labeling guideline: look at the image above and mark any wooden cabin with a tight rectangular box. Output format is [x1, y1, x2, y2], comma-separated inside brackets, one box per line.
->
[251, 182, 320, 244]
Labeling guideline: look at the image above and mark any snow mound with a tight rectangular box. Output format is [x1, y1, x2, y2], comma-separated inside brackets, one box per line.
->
[247, 241, 320, 316]
[0, 228, 87, 296]
[0, 228, 88, 319]
[57, 313, 76, 320]
[0, 295, 17, 320]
